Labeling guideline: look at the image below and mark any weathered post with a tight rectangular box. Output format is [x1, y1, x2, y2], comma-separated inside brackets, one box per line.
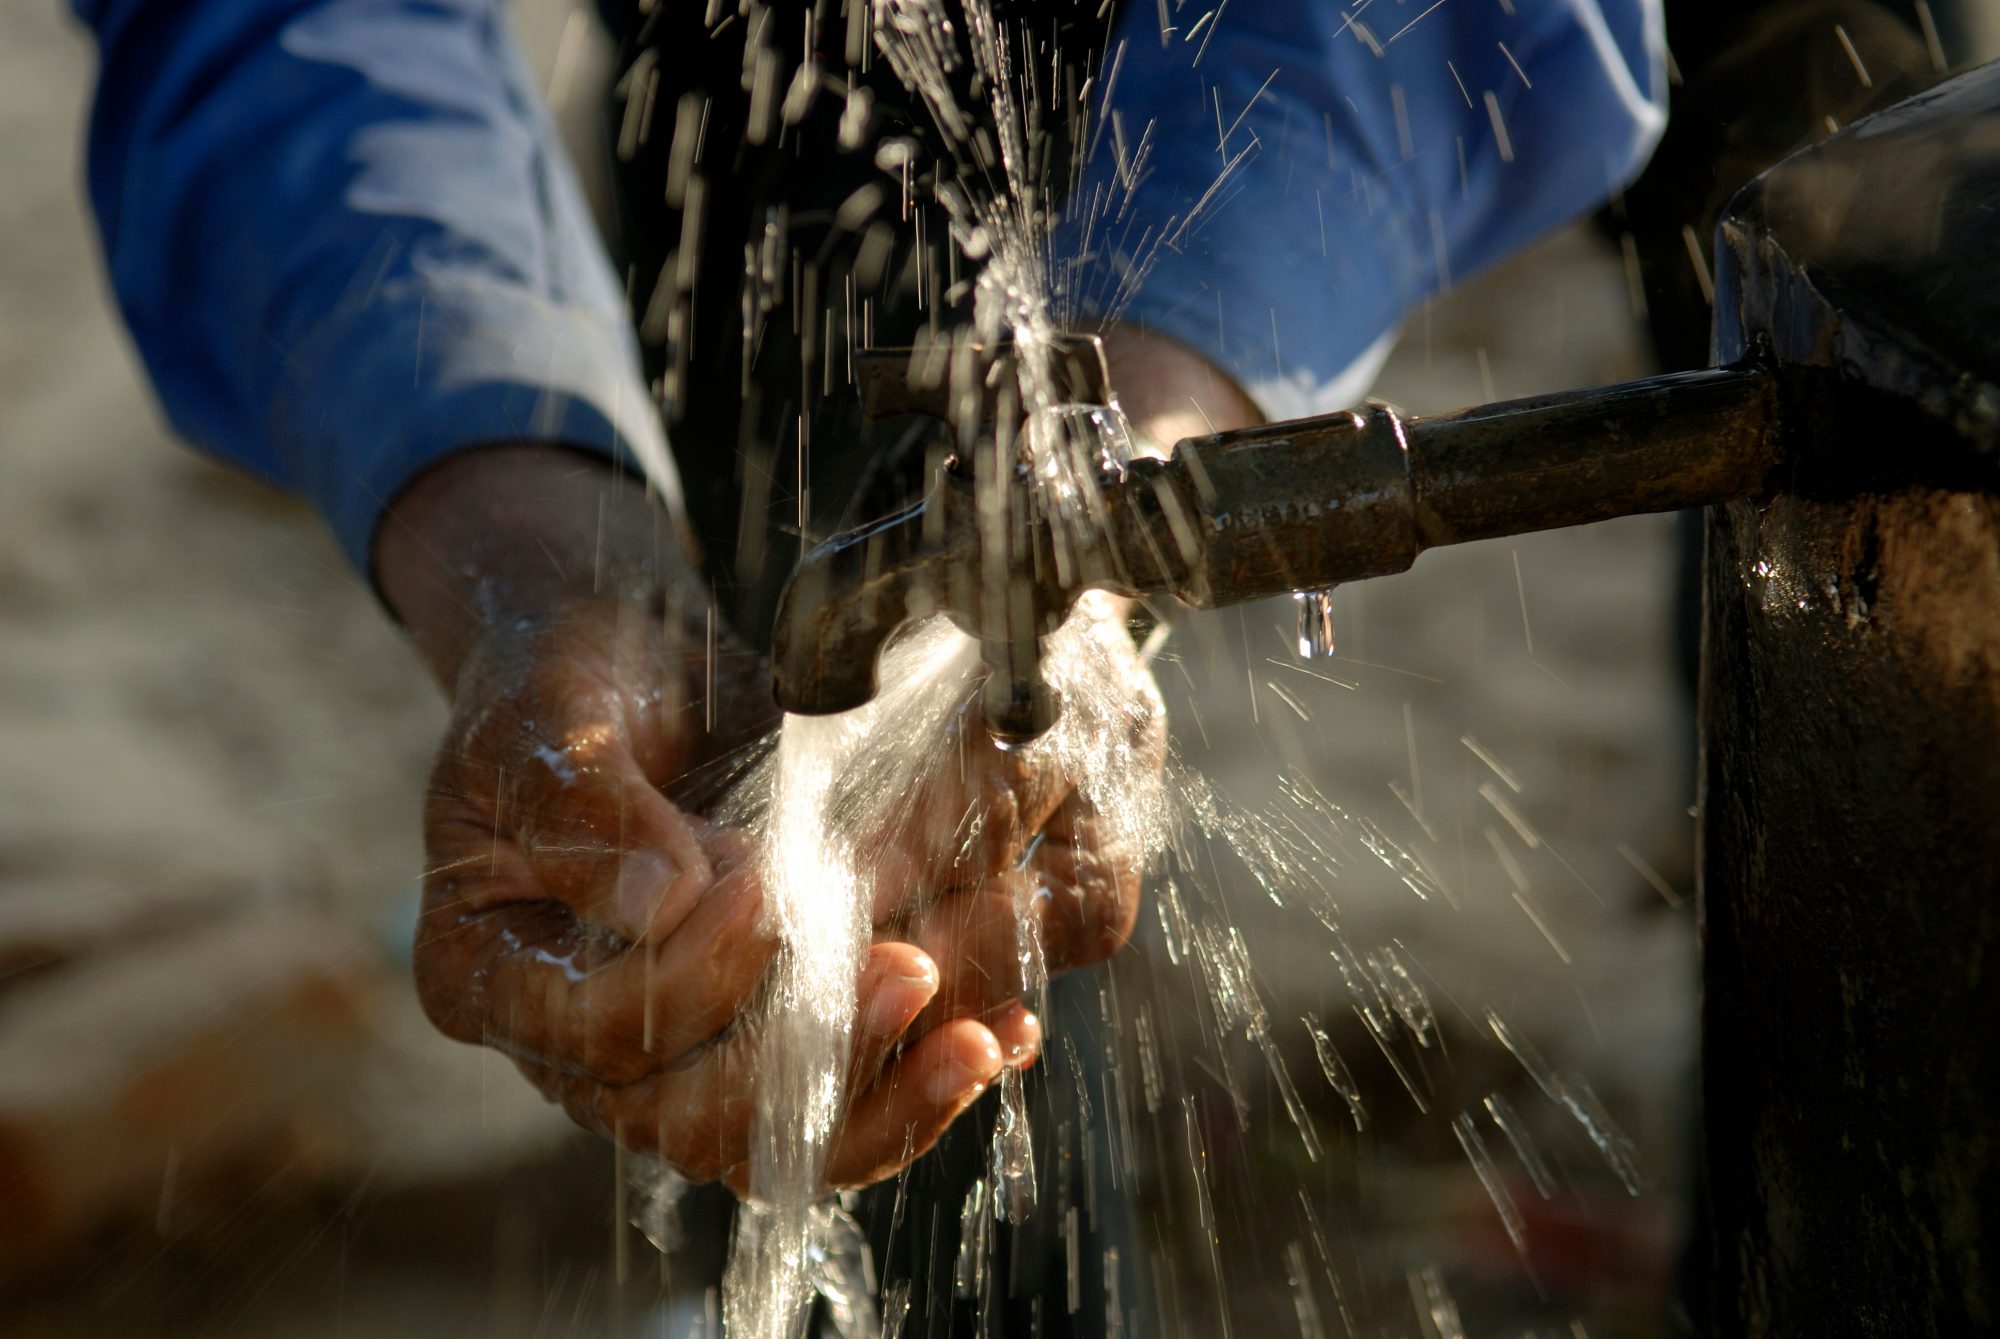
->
[1699, 66, 2000, 1336]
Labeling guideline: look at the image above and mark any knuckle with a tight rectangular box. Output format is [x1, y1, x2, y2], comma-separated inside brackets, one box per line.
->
[412, 963, 473, 1043]
[1085, 887, 1142, 961]
[658, 1125, 730, 1183]
[1039, 850, 1140, 971]
[557, 1085, 615, 1142]
[410, 913, 483, 1044]
[568, 997, 657, 1086]
[1080, 861, 1143, 959]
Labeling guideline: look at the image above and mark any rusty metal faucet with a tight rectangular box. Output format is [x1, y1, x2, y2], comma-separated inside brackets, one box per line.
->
[770, 334, 1139, 741]
[772, 338, 1785, 741]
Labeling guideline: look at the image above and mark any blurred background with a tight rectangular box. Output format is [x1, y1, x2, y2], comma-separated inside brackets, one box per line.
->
[16, 2, 1985, 1335]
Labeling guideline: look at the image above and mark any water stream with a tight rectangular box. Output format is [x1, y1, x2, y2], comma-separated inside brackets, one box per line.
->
[628, 3, 1668, 1334]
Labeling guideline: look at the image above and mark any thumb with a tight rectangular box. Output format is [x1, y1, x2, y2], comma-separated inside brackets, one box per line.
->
[500, 733, 721, 942]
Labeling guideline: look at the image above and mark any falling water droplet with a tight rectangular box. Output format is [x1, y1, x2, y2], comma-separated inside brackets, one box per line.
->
[1294, 587, 1338, 658]
[1302, 1013, 1367, 1131]
[989, 1065, 1038, 1224]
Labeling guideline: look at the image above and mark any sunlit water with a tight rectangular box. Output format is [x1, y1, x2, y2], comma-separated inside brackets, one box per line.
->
[720, 7, 1187, 1327]
[708, 600, 1170, 1337]
[725, 624, 971, 1339]
[629, 3, 1660, 1334]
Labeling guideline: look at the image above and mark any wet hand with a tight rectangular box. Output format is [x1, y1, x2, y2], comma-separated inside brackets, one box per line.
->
[853, 601, 1167, 1032]
[377, 447, 1038, 1190]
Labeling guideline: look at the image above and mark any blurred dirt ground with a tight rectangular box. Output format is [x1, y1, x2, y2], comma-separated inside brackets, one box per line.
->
[3, 3, 1696, 1335]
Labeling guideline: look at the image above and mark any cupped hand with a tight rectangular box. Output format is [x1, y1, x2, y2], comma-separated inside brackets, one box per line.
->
[849, 602, 1167, 1032]
[376, 446, 1151, 1192]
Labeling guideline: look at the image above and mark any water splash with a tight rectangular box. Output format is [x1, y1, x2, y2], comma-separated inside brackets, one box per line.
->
[1483, 1092, 1557, 1199]
[1410, 1265, 1468, 1339]
[1451, 1111, 1534, 1276]
[716, 603, 1169, 1333]
[989, 1065, 1037, 1224]
[952, 1177, 994, 1301]
[629, 1154, 692, 1255]
[725, 624, 978, 1339]
[1302, 1013, 1367, 1132]
[1488, 1008, 1647, 1195]
[1283, 1240, 1329, 1339]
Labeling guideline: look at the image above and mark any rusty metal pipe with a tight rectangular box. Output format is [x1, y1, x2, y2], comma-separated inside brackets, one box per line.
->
[1411, 365, 1784, 546]
[1121, 363, 1783, 609]
[772, 362, 1783, 735]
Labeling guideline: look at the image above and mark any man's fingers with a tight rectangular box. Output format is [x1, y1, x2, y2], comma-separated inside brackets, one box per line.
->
[415, 860, 774, 1085]
[984, 1001, 1043, 1071]
[849, 943, 941, 1089]
[515, 960, 1014, 1192]
[897, 885, 1033, 1031]
[823, 1019, 1005, 1190]
[518, 1036, 757, 1185]
[537, 994, 1000, 1191]
[499, 739, 722, 941]
[1023, 789, 1143, 969]
[858, 636, 1159, 929]
[856, 714, 1078, 921]
[894, 800, 1136, 1026]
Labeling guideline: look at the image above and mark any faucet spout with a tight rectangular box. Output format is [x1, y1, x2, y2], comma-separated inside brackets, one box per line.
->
[769, 494, 938, 719]
[771, 357, 1783, 742]
[770, 440, 1127, 742]
[771, 336, 1126, 742]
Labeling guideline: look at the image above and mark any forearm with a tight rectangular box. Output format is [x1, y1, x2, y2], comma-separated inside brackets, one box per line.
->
[376, 447, 704, 694]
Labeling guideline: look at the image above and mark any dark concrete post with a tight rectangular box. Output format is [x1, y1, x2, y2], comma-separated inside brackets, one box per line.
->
[1699, 66, 2000, 1336]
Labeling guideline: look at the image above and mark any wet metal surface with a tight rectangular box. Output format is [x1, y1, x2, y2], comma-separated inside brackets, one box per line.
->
[771, 337, 1118, 740]
[776, 359, 1781, 738]
[1141, 365, 1782, 605]
[1699, 61, 2000, 1339]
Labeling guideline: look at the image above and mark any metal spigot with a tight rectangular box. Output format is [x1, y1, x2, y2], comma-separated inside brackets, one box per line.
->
[772, 352, 1786, 742]
[769, 335, 1127, 742]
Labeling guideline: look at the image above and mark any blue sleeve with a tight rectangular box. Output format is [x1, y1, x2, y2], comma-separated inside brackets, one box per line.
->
[72, 0, 672, 576]
[1059, 0, 1666, 420]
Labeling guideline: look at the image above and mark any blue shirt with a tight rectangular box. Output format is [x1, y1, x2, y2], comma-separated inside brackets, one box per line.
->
[72, 0, 1664, 575]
